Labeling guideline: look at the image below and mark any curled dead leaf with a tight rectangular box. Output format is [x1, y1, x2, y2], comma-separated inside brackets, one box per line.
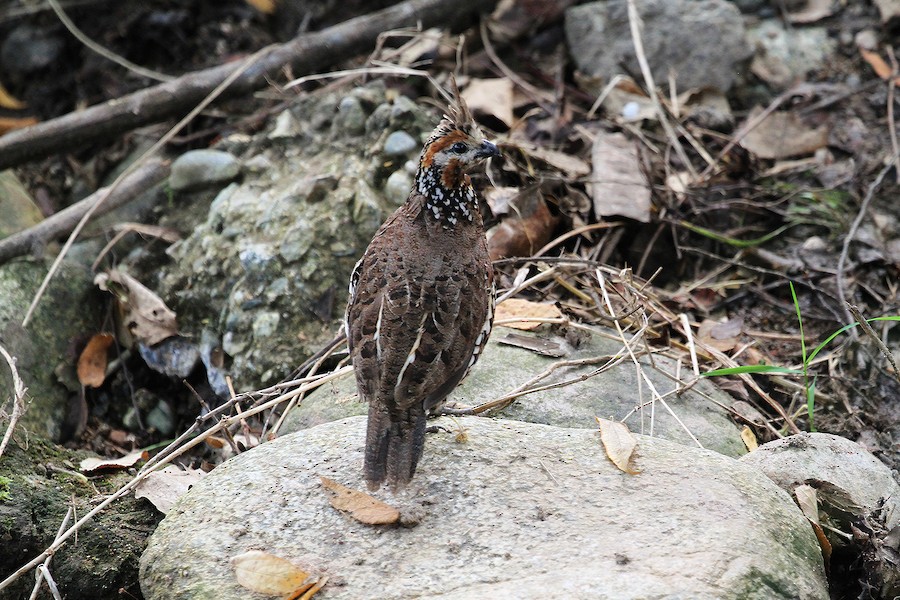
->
[596, 417, 639, 474]
[740, 426, 758, 452]
[319, 476, 400, 525]
[77, 333, 115, 388]
[95, 269, 177, 346]
[79, 449, 147, 474]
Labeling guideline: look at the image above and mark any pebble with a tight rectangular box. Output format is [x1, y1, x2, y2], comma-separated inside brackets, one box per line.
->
[169, 150, 241, 191]
[383, 131, 417, 156]
[384, 170, 413, 205]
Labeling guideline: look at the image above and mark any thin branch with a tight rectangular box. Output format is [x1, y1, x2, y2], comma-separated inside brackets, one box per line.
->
[0, 344, 26, 460]
[47, 0, 173, 82]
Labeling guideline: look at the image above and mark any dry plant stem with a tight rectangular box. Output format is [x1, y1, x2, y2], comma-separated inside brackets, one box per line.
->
[28, 506, 72, 600]
[47, 0, 172, 82]
[625, 0, 696, 179]
[0, 0, 494, 169]
[597, 270, 703, 446]
[21, 48, 269, 328]
[0, 344, 26, 460]
[0, 160, 170, 265]
[847, 303, 900, 384]
[836, 161, 893, 330]
[0, 363, 353, 593]
[270, 338, 345, 437]
[887, 48, 900, 183]
[679, 313, 700, 378]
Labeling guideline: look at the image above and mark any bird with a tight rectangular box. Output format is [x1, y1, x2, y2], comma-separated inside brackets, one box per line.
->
[345, 81, 500, 490]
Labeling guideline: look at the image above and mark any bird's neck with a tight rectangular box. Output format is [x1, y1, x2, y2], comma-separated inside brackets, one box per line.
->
[414, 163, 479, 228]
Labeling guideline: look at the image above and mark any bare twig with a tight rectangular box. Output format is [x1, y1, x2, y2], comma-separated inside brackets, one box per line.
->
[887, 47, 900, 183]
[847, 304, 900, 385]
[28, 506, 73, 600]
[47, 0, 173, 82]
[0, 344, 26, 460]
[836, 162, 893, 330]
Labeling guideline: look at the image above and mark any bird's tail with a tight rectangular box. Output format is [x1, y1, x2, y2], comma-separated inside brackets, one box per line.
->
[364, 402, 427, 490]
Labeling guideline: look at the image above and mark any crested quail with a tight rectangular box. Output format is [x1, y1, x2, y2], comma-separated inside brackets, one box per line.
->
[345, 84, 499, 490]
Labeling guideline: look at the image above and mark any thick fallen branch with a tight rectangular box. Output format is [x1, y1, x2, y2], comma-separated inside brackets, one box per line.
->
[0, 159, 169, 264]
[0, 0, 494, 170]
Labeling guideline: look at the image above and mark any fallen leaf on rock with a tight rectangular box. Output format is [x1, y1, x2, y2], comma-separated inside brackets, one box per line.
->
[740, 108, 830, 160]
[462, 78, 514, 127]
[740, 426, 758, 452]
[596, 417, 639, 474]
[77, 333, 115, 388]
[320, 476, 400, 525]
[80, 449, 147, 474]
[134, 466, 205, 514]
[591, 132, 651, 223]
[95, 270, 178, 346]
[232, 550, 319, 597]
[497, 333, 566, 357]
[494, 298, 562, 330]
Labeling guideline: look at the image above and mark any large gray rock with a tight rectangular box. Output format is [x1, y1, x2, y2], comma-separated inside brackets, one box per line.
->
[141, 416, 827, 600]
[155, 84, 435, 388]
[565, 0, 752, 92]
[282, 328, 748, 457]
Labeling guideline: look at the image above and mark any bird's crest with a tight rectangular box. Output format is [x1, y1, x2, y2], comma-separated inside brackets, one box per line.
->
[428, 76, 478, 143]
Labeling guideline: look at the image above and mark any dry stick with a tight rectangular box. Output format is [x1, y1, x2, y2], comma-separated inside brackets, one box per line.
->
[28, 506, 72, 600]
[21, 48, 268, 328]
[0, 364, 352, 593]
[846, 304, 900, 385]
[0, 344, 26, 460]
[0, 0, 493, 170]
[47, 0, 172, 82]
[625, 0, 696, 180]
[836, 161, 893, 330]
[887, 48, 900, 184]
[0, 160, 170, 264]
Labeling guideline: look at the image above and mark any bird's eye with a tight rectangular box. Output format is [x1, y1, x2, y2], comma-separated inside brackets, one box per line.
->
[449, 142, 468, 154]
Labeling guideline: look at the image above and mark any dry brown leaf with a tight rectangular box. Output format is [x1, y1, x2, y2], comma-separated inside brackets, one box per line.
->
[80, 449, 147, 473]
[859, 47, 900, 86]
[740, 108, 830, 160]
[494, 299, 562, 330]
[0, 82, 26, 110]
[95, 270, 177, 346]
[521, 145, 591, 178]
[809, 520, 833, 564]
[232, 550, 314, 596]
[243, 0, 277, 14]
[590, 132, 651, 223]
[320, 476, 400, 525]
[462, 78, 514, 127]
[740, 426, 758, 452]
[77, 333, 115, 388]
[134, 466, 205, 514]
[487, 188, 560, 261]
[596, 417, 639, 474]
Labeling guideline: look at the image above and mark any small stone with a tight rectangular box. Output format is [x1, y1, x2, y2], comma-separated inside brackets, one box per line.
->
[1, 25, 63, 74]
[252, 311, 281, 339]
[334, 96, 366, 136]
[169, 150, 241, 191]
[383, 131, 417, 156]
[269, 110, 299, 138]
[145, 401, 175, 436]
[384, 170, 413, 205]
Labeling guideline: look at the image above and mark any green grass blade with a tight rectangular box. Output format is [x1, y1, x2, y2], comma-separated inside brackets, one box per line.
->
[704, 365, 804, 377]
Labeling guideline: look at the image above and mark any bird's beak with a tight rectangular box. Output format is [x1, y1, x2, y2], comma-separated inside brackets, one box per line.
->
[475, 140, 500, 159]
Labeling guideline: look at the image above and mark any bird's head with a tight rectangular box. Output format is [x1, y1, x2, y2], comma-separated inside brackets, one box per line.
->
[414, 81, 500, 227]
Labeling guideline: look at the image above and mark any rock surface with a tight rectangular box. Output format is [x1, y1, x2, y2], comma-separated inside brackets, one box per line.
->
[565, 0, 752, 92]
[141, 417, 827, 600]
[282, 328, 748, 457]
[168, 149, 241, 191]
